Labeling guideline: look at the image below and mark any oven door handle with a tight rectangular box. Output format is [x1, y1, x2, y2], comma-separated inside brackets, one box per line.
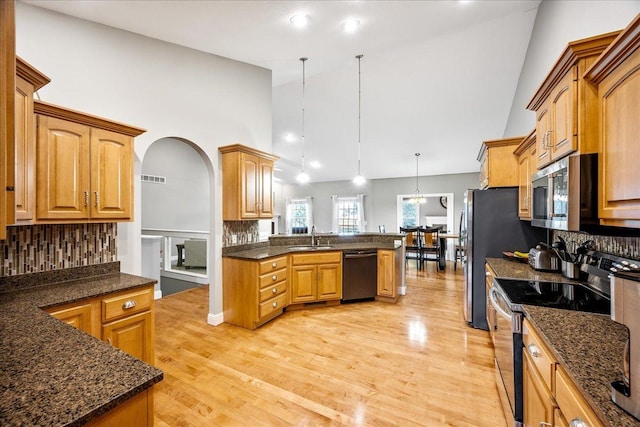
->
[489, 286, 512, 320]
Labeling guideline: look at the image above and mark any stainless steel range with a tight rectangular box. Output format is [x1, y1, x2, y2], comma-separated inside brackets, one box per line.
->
[487, 250, 628, 426]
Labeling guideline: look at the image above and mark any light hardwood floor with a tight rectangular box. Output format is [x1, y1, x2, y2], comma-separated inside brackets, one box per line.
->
[153, 262, 507, 426]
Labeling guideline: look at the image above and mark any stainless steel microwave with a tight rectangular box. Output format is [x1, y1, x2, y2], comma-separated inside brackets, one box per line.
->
[531, 154, 598, 231]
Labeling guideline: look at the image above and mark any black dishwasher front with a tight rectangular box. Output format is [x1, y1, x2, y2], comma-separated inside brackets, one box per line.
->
[342, 250, 377, 302]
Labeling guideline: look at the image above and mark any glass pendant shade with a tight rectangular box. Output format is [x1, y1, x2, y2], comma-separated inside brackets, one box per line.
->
[411, 153, 426, 204]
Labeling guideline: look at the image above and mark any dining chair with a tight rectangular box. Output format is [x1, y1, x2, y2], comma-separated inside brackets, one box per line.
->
[400, 226, 423, 269]
[421, 226, 442, 270]
[454, 209, 465, 271]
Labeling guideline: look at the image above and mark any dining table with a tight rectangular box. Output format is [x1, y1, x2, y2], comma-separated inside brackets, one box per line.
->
[438, 233, 460, 269]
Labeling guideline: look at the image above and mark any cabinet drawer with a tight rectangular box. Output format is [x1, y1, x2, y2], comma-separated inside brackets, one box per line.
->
[556, 365, 603, 427]
[259, 281, 287, 303]
[259, 292, 288, 319]
[523, 319, 555, 392]
[290, 251, 342, 266]
[258, 256, 287, 275]
[102, 288, 152, 322]
[259, 268, 287, 289]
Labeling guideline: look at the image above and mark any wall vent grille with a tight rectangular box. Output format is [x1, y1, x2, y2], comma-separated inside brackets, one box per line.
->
[141, 174, 166, 184]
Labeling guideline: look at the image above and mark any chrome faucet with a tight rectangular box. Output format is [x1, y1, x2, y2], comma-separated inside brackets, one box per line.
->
[311, 225, 317, 246]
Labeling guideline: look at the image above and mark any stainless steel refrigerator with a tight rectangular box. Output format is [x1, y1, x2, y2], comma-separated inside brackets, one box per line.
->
[462, 187, 545, 329]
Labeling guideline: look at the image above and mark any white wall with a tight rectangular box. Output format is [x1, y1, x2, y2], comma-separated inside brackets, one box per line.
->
[141, 138, 209, 231]
[15, 3, 272, 324]
[504, 1, 640, 136]
[278, 172, 479, 235]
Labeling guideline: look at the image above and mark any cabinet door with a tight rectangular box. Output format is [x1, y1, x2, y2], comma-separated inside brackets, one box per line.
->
[290, 265, 317, 303]
[240, 152, 259, 219]
[258, 158, 274, 218]
[36, 115, 91, 220]
[377, 250, 395, 297]
[550, 70, 577, 160]
[598, 47, 640, 226]
[536, 103, 552, 168]
[48, 301, 100, 337]
[523, 349, 554, 427]
[14, 76, 35, 222]
[103, 311, 153, 364]
[316, 263, 342, 300]
[90, 128, 133, 220]
[517, 147, 531, 219]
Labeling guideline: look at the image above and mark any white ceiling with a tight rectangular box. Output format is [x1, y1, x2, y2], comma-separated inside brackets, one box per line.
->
[22, 0, 542, 183]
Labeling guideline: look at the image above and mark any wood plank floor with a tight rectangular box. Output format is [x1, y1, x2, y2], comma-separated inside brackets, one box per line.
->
[153, 262, 507, 426]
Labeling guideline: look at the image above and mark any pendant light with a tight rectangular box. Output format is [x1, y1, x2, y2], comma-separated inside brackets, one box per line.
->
[353, 54, 365, 186]
[410, 153, 426, 204]
[296, 57, 310, 184]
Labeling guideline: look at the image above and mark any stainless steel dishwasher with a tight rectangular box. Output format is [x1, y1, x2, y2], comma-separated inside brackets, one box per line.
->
[342, 250, 377, 302]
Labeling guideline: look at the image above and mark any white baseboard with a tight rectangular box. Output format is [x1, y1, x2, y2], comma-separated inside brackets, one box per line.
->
[154, 289, 163, 300]
[207, 312, 224, 326]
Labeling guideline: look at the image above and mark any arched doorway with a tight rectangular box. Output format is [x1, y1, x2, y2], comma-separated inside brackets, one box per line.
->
[140, 137, 212, 297]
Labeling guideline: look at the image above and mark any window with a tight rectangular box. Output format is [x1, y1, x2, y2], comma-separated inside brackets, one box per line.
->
[331, 195, 365, 233]
[402, 198, 418, 227]
[285, 197, 313, 234]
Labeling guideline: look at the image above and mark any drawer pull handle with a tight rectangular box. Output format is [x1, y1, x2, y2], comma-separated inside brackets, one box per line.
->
[272, 275, 277, 281]
[106, 337, 112, 345]
[122, 300, 137, 310]
[94, 191, 99, 208]
[272, 301, 278, 308]
[527, 344, 541, 358]
[272, 288, 278, 294]
[84, 191, 89, 207]
[272, 262, 277, 268]
[569, 419, 588, 427]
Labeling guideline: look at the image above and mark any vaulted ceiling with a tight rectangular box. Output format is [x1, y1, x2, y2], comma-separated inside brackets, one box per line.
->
[22, 0, 542, 183]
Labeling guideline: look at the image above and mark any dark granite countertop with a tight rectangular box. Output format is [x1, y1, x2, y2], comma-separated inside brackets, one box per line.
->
[0, 264, 163, 427]
[486, 257, 583, 284]
[486, 257, 638, 426]
[523, 306, 636, 426]
[224, 241, 402, 260]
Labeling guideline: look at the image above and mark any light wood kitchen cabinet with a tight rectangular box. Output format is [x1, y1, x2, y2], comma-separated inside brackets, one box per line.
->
[476, 137, 523, 189]
[585, 15, 640, 228]
[86, 388, 151, 427]
[376, 249, 401, 303]
[34, 100, 145, 222]
[555, 365, 603, 427]
[0, 0, 15, 240]
[47, 299, 100, 338]
[527, 31, 619, 170]
[289, 251, 342, 305]
[513, 131, 536, 220]
[14, 57, 49, 224]
[219, 144, 279, 220]
[223, 255, 288, 330]
[46, 285, 156, 365]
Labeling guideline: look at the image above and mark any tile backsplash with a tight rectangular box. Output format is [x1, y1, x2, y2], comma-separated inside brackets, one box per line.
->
[222, 221, 259, 247]
[0, 224, 117, 277]
[554, 230, 640, 260]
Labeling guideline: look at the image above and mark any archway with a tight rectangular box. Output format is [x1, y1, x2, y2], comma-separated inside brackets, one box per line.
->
[140, 137, 212, 298]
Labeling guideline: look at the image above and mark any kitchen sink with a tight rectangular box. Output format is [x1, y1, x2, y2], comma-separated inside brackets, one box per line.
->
[287, 245, 334, 251]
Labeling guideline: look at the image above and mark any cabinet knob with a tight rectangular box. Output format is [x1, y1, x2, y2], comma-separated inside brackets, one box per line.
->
[272, 275, 277, 281]
[569, 419, 588, 427]
[106, 337, 112, 345]
[272, 287, 278, 294]
[539, 423, 552, 427]
[272, 301, 278, 308]
[122, 300, 137, 310]
[485, 271, 491, 276]
[527, 344, 541, 358]
[272, 262, 277, 268]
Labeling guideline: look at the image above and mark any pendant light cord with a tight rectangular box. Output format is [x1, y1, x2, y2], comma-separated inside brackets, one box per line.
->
[357, 54, 362, 176]
[300, 57, 308, 174]
[415, 153, 420, 193]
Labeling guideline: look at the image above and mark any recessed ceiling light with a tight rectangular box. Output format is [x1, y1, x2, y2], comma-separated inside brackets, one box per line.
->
[290, 14, 310, 28]
[309, 160, 322, 169]
[341, 18, 360, 33]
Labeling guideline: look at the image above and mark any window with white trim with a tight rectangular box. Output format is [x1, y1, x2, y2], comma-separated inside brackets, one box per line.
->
[331, 195, 365, 233]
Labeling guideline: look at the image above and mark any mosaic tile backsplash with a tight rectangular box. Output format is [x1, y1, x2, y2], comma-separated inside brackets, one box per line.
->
[222, 221, 259, 247]
[554, 230, 640, 260]
[0, 224, 117, 277]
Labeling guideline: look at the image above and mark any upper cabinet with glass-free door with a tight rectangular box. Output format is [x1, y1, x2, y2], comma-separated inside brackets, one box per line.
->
[585, 14, 640, 228]
[219, 144, 279, 220]
[527, 31, 620, 170]
[34, 100, 145, 222]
